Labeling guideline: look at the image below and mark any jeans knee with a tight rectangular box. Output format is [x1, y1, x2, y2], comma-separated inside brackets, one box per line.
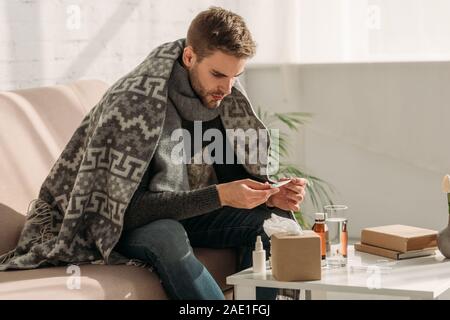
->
[148, 219, 187, 238]
[120, 219, 192, 263]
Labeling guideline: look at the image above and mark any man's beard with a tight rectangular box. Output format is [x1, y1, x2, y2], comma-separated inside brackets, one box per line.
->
[189, 66, 224, 109]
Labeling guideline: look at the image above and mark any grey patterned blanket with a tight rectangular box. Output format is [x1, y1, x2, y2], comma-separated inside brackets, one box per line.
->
[0, 39, 271, 270]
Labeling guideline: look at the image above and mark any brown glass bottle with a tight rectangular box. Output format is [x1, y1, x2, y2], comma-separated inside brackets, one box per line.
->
[312, 213, 326, 260]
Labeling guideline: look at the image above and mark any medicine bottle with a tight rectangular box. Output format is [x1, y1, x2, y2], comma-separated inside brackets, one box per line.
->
[312, 212, 326, 260]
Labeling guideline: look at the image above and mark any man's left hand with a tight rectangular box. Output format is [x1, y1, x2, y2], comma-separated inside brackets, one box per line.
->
[266, 177, 307, 212]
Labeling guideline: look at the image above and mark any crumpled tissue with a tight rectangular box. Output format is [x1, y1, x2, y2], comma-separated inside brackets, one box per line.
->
[263, 213, 303, 237]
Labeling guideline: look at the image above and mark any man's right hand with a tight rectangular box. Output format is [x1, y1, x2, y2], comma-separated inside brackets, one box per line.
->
[216, 179, 280, 209]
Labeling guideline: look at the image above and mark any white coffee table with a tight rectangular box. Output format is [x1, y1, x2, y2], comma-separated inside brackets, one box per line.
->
[226, 246, 450, 300]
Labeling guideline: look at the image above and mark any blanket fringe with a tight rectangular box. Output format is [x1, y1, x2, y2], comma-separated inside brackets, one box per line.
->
[26, 199, 55, 244]
[0, 249, 16, 265]
[126, 259, 154, 272]
[0, 199, 55, 266]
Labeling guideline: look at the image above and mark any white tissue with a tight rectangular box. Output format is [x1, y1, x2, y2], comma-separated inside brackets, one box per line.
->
[263, 213, 303, 237]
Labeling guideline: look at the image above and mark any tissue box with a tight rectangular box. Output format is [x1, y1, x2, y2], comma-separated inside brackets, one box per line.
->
[271, 231, 321, 281]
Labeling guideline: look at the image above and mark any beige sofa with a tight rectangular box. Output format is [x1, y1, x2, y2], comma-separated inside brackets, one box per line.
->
[0, 80, 237, 299]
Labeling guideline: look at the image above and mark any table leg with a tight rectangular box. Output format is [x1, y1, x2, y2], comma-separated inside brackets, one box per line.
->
[305, 289, 327, 300]
[234, 285, 256, 300]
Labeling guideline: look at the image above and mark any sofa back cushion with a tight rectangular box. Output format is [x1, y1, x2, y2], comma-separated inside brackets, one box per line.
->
[0, 80, 109, 254]
[0, 204, 26, 255]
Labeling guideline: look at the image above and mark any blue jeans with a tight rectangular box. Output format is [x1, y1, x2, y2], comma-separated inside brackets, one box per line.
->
[115, 205, 293, 300]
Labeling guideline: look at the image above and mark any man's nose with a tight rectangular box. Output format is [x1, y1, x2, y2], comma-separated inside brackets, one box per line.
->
[221, 78, 234, 95]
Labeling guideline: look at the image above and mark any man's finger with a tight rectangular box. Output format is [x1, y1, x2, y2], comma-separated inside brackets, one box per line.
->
[288, 199, 300, 211]
[243, 179, 271, 190]
[283, 184, 304, 193]
[286, 192, 302, 202]
[291, 178, 308, 186]
[247, 188, 279, 199]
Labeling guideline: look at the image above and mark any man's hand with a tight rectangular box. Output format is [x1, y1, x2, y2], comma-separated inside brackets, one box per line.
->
[266, 177, 307, 211]
[216, 179, 280, 209]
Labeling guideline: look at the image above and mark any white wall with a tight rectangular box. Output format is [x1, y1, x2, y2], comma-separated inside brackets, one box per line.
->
[235, 0, 450, 64]
[0, 0, 237, 90]
[243, 62, 450, 237]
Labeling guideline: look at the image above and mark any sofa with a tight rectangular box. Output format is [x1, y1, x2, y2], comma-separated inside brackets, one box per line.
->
[0, 80, 237, 299]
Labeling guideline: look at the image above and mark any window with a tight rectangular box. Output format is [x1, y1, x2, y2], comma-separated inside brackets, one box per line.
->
[236, 0, 450, 63]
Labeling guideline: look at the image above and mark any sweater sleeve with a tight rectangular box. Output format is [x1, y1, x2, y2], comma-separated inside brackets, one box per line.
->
[123, 185, 222, 231]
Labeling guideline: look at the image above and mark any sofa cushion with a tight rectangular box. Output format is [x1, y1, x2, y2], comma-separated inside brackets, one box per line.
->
[0, 204, 25, 256]
[0, 80, 109, 215]
[0, 248, 236, 299]
[0, 264, 166, 300]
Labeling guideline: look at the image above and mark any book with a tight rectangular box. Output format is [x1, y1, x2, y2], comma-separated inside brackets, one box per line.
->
[360, 224, 437, 253]
[354, 242, 437, 260]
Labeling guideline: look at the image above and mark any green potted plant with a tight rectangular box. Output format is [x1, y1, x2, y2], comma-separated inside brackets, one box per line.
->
[257, 107, 335, 228]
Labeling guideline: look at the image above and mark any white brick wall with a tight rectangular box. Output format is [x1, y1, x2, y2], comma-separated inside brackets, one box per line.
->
[0, 0, 238, 91]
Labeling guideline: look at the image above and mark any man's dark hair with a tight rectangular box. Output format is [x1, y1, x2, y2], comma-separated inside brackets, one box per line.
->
[186, 6, 256, 61]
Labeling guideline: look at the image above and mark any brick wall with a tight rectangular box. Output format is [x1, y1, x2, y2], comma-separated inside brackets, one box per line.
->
[0, 0, 237, 90]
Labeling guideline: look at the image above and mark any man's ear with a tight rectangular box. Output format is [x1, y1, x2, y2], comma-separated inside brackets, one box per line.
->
[183, 46, 196, 69]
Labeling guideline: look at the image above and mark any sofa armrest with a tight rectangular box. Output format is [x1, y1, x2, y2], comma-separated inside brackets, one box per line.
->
[0, 203, 25, 255]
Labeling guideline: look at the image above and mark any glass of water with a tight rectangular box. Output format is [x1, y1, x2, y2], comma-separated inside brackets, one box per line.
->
[324, 205, 348, 268]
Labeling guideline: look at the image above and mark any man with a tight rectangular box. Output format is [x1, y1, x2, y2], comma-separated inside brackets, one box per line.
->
[114, 7, 307, 300]
[0, 7, 306, 300]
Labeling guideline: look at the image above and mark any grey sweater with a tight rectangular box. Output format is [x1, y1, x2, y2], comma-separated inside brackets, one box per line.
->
[123, 59, 251, 231]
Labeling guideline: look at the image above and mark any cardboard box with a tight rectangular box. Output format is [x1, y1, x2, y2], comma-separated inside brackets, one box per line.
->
[271, 231, 321, 281]
[361, 225, 437, 253]
[354, 242, 437, 260]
